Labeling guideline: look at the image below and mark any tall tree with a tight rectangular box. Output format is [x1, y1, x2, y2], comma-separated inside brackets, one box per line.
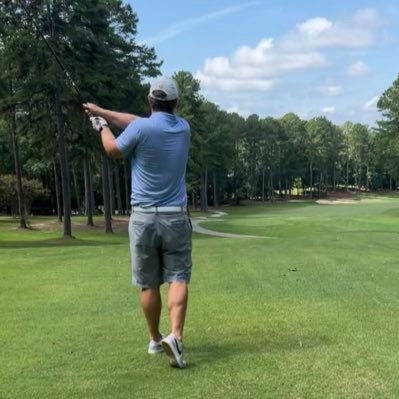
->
[173, 71, 206, 209]
[279, 113, 307, 197]
[1, 0, 161, 235]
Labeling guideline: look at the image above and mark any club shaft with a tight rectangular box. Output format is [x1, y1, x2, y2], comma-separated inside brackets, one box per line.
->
[18, 0, 82, 99]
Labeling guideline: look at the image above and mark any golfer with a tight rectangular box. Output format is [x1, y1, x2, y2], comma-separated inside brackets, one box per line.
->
[83, 76, 192, 369]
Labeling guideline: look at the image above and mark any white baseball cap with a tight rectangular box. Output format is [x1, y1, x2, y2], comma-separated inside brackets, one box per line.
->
[149, 76, 179, 101]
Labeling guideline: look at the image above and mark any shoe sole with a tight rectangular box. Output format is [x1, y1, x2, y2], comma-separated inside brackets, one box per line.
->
[148, 347, 164, 354]
[161, 340, 186, 368]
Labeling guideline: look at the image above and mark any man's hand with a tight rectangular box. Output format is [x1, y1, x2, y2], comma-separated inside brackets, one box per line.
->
[90, 116, 108, 132]
[83, 102, 104, 116]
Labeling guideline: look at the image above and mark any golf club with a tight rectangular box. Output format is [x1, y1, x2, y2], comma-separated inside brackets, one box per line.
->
[18, 0, 83, 101]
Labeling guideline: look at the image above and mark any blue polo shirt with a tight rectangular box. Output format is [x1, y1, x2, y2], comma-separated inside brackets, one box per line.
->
[115, 112, 190, 207]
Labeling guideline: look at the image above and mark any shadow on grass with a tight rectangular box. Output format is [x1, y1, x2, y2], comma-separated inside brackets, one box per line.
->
[0, 238, 125, 249]
[187, 333, 330, 368]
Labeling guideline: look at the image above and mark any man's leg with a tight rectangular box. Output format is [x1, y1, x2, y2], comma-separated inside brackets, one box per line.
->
[167, 282, 188, 341]
[160, 213, 191, 367]
[140, 287, 162, 341]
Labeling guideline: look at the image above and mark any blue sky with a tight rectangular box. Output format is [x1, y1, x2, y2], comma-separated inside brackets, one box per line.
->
[128, 0, 399, 126]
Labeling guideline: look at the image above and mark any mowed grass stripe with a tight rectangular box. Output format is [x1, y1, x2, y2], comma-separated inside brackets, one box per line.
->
[1, 199, 399, 398]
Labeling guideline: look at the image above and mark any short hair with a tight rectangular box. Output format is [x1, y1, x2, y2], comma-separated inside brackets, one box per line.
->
[148, 91, 177, 114]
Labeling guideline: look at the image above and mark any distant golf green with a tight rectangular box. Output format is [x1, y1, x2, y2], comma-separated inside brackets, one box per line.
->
[1, 197, 399, 398]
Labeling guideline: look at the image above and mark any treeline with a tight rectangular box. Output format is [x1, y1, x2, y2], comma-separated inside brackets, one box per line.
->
[0, 0, 160, 235]
[1, 1, 398, 237]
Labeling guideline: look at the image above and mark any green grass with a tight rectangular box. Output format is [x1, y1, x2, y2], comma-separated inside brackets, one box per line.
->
[1, 199, 399, 398]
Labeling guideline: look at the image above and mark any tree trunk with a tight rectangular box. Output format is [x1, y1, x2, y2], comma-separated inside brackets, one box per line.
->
[390, 174, 393, 191]
[278, 144, 282, 198]
[205, 167, 208, 211]
[114, 163, 123, 215]
[83, 157, 94, 226]
[7, 75, 25, 223]
[284, 176, 288, 200]
[191, 189, 196, 209]
[101, 156, 113, 233]
[89, 162, 96, 218]
[234, 170, 240, 205]
[269, 168, 274, 202]
[123, 161, 130, 214]
[346, 158, 349, 191]
[318, 172, 322, 198]
[200, 171, 205, 211]
[213, 171, 218, 208]
[9, 104, 27, 229]
[200, 171, 204, 211]
[54, 88, 72, 237]
[366, 165, 369, 191]
[234, 139, 241, 205]
[333, 162, 336, 192]
[200, 167, 208, 212]
[71, 163, 81, 214]
[48, 3, 71, 237]
[262, 168, 265, 202]
[309, 159, 313, 199]
[108, 160, 115, 215]
[53, 160, 62, 222]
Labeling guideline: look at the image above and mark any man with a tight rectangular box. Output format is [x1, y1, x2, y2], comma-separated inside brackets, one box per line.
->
[83, 76, 192, 369]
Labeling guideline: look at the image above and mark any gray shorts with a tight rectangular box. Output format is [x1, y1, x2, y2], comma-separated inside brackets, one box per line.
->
[128, 211, 192, 288]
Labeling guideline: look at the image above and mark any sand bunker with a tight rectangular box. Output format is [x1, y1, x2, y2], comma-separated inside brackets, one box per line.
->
[316, 199, 357, 205]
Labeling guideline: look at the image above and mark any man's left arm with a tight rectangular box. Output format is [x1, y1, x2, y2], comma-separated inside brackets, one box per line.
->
[89, 116, 123, 159]
[100, 127, 123, 159]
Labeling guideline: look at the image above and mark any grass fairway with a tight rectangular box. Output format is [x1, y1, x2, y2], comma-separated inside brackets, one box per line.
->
[1, 198, 399, 398]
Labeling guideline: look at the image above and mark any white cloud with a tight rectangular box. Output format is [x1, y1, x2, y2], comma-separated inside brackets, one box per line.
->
[195, 8, 382, 124]
[231, 39, 326, 75]
[280, 9, 378, 51]
[320, 85, 343, 96]
[362, 95, 380, 111]
[196, 71, 277, 92]
[347, 61, 370, 76]
[200, 38, 326, 82]
[196, 37, 326, 93]
[297, 17, 332, 37]
[197, 8, 379, 95]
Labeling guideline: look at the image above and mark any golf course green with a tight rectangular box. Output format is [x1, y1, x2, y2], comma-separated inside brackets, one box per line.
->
[1, 196, 399, 398]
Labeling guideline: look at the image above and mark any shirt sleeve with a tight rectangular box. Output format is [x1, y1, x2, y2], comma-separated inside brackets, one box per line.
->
[115, 119, 142, 157]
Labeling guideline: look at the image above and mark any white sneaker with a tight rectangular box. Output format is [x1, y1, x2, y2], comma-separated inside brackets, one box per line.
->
[161, 334, 186, 368]
[148, 334, 164, 354]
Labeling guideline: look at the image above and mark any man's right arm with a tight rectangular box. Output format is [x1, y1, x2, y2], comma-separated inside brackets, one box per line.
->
[83, 103, 138, 129]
